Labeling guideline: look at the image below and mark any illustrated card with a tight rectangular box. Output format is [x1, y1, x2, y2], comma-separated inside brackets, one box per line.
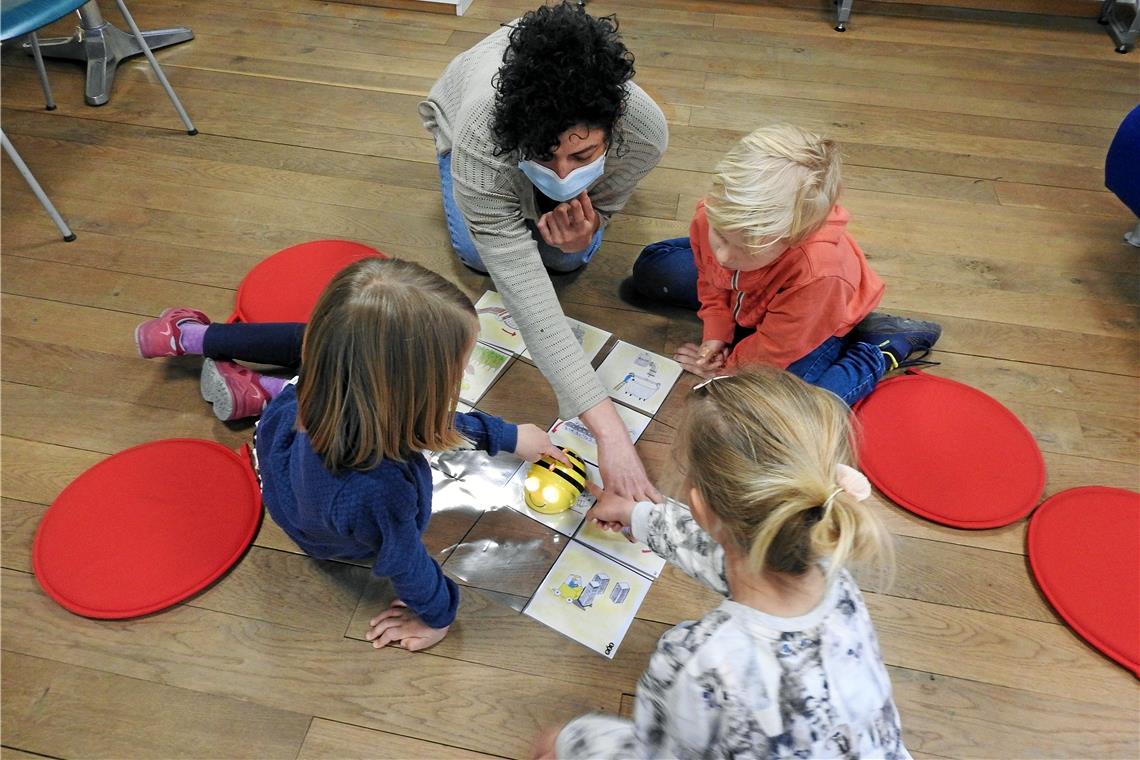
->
[548, 405, 652, 465]
[501, 461, 602, 536]
[460, 341, 512, 405]
[573, 519, 666, 579]
[521, 317, 611, 364]
[474, 291, 527, 354]
[595, 341, 683, 415]
[524, 540, 653, 658]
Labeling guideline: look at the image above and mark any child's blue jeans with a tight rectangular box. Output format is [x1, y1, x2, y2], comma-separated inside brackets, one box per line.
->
[437, 151, 603, 273]
[631, 237, 886, 405]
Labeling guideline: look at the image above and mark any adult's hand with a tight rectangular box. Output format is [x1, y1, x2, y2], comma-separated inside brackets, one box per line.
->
[580, 399, 661, 503]
[536, 191, 599, 253]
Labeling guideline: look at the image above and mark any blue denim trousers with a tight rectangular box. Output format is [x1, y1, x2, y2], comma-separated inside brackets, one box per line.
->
[631, 237, 886, 405]
[437, 151, 603, 273]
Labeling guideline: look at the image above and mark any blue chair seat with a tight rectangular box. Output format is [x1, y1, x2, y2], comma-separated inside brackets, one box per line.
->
[0, 0, 88, 42]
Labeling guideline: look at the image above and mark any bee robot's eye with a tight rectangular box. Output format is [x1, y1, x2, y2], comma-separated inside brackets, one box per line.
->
[522, 448, 587, 514]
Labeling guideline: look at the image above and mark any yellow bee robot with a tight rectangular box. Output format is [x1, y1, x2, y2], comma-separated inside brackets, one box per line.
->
[523, 447, 588, 514]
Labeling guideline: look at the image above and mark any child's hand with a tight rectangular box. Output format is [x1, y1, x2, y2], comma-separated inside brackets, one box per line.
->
[537, 191, 598, 253]
[514, 424, 568, 464]
[585, 482, 637, 532]
[674, 340, 728, 378]
[366, 600, 449, 652]
[530, 724, 563, 760]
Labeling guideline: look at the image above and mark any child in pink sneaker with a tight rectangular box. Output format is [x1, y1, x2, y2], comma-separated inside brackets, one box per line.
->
[138, 259, 563, 651]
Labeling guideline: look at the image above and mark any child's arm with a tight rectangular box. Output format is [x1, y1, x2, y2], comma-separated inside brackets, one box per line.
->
[455, 411, 564, 463]
[454, 410, 517, 455]
[691, 211, 737, 347]
[634, 500, 729, 596]
[726, 277, 854, 370]
[588, 487, 729, 597]
[363, 484, 459, 650]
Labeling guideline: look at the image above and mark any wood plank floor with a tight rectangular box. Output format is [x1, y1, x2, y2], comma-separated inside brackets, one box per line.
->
[2, 0, 1138, 756]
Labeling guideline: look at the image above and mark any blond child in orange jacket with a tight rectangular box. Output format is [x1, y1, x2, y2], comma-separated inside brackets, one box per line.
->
[629, 124, 941, 405]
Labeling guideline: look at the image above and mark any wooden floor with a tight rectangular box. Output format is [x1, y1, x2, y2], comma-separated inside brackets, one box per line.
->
[3, 0, 1138, 757]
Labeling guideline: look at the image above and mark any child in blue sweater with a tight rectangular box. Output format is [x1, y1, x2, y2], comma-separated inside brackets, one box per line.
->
[137, 258, 561, 650]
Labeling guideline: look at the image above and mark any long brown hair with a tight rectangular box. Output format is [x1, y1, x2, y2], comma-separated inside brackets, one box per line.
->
[296, 258, 476, 472]
[677, 368, 893, 580]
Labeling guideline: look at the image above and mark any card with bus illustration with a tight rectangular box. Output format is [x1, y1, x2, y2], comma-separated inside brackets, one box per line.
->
[596, 341, 683, 415]
[524, 540, 653, 658]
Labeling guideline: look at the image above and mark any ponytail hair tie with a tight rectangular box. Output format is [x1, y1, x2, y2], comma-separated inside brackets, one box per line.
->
[823, 463, 872, 510]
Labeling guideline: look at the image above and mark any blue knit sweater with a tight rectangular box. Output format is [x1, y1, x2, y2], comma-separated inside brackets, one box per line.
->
[256, 384, 518, 628]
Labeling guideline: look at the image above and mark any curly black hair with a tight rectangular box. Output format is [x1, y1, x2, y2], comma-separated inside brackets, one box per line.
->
[491, 1, 635, 161]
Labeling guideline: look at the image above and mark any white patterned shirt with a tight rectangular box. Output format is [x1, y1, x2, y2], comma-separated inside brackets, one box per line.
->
[556, 500, 910, 759]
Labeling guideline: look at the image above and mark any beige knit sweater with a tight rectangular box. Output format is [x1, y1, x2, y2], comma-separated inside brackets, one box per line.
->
[419, 23, 668, 419]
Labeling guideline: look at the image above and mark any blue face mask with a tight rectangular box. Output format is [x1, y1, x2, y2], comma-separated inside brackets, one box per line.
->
[518, 152, 606, 202]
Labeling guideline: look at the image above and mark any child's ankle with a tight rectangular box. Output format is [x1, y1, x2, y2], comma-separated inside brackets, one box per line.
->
[178, 322, 207, 355]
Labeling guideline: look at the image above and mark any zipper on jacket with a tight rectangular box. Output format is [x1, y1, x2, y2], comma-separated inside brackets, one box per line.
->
[731, 271, 744, 322]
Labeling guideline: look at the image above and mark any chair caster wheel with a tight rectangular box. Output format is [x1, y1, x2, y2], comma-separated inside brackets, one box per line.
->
[1116, 45, 1130, 53]
[835, 24, 846, 31]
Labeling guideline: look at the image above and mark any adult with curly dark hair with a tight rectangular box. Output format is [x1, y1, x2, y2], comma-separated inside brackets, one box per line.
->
[419, 1, 668, 501]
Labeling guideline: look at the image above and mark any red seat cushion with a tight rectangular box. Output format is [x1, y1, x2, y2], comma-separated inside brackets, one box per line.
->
[855, 372, 1044, 529]
[33, 439, 262, 619]
[230, 240, 385, 323]
[1028, 487, 1139, 675]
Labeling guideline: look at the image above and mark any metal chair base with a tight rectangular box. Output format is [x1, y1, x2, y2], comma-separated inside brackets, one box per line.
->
[22, 2, 193, 105]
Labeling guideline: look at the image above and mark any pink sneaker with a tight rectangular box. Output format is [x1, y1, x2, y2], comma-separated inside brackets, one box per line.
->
[135, 307, 210, 358]
[200, 359, 272, 421]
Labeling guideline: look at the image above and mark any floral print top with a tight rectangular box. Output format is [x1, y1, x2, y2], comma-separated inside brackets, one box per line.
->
[556, 500, 910, 759]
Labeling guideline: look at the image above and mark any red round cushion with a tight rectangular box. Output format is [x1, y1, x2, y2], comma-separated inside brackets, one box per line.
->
[230, 240, 385, 323]
[855, 372, 1044, 529]
[33, 439, 262, 619]
[1028, 487, 1139, 675]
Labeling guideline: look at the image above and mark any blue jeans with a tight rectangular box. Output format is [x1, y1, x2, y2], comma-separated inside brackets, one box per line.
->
[437, 151, 603, 273]
[631, 238, 885, 405]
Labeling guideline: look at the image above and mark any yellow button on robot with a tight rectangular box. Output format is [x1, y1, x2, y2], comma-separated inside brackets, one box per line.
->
[523, 447, 588, 514]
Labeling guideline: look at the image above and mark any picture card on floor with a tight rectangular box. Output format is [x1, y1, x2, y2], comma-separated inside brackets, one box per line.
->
[595, 341, 683, 415]
[574, 518, 666, 579]
[521, 317, 611, 364]
[460, 342, 512, 405]
[548, 405, 651, 465]
[474, 291, 527, 355]
[524, 540, 653, 658]
[501, 460, 602, 536]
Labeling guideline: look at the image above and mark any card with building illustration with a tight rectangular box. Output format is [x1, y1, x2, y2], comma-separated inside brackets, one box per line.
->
[524, 540, 653, 658]
[573, 518, 666, 579]
[521, 316, 611, 364]
[473, 291, 527, 354]
[548, 405, 651, 465]
[595, 340, 683, 415]
[460, 342, 512, 405]
[501, 460, 602, 536]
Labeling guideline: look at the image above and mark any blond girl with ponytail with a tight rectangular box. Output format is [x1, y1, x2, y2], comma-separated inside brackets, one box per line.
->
[533, 368, 909, 759]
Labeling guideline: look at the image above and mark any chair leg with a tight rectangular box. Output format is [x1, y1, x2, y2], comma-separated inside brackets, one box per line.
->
[28, 32, 57, 111]
[113, 0, 197, 134]
[1, 130, 77, 242]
